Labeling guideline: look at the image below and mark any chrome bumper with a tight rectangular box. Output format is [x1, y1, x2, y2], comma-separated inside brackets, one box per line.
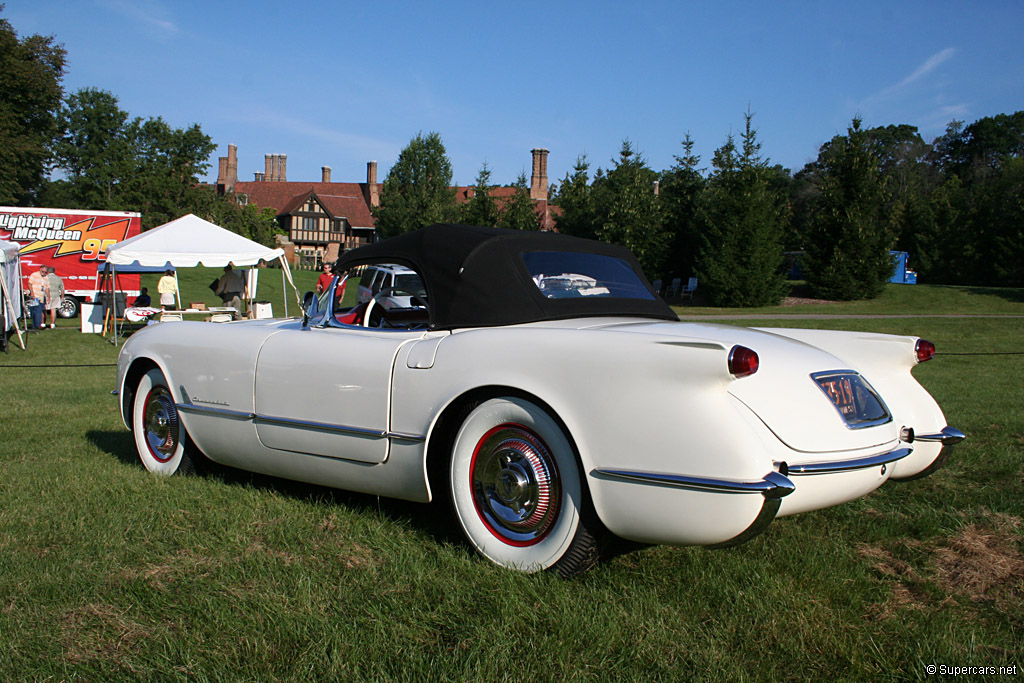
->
[592, 469, 795, 499]
[781, 447, 912, 476]
[910, 426, 965, 446]
[591, 469, 795, 549]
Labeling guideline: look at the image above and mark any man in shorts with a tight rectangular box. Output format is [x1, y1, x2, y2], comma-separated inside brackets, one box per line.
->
[44, 267, 65, 329]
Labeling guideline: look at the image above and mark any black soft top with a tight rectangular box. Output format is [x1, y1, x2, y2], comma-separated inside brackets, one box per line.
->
[334, 224, 677, 330]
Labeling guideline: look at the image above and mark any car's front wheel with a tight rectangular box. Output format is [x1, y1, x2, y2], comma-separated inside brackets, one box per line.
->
[132, 368, 197, 475]
[449, 397, 601, 577]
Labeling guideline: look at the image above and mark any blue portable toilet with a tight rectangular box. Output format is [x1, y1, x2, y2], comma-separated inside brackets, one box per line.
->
[889, 251, 917, 284]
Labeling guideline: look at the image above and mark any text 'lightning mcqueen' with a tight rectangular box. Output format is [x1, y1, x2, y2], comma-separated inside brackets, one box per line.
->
[116, 224, 964, 576]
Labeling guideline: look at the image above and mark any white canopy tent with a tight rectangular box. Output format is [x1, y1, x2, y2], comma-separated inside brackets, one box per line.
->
[102, 214, 300, 342]
[1, 239, 26, 350]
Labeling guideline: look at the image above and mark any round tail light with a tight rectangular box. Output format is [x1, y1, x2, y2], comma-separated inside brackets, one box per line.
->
[729, 345, 759, 378]
[915, 339, 935, 363]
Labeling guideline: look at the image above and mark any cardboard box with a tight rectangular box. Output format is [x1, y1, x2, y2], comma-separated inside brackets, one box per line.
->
[190, 302, 207, 310]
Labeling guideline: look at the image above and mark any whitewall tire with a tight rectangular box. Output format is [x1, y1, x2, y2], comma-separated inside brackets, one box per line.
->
[449, 397, 600, 576]
[132, 368, 195, 475]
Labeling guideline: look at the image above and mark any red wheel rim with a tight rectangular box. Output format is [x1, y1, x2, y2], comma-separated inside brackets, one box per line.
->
[469, 423, 561, 547]
[142, 386, 179, 463]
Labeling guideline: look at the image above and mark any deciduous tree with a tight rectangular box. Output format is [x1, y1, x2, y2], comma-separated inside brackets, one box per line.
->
[0, 9, 66, 204]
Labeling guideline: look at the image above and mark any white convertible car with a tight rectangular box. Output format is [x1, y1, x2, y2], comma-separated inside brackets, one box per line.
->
[116, 224, 964, 576]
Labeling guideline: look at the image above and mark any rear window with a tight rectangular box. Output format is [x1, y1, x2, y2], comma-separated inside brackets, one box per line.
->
[521, 251, 655, 300]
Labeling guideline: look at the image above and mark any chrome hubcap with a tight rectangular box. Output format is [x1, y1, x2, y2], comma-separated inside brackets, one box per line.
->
[143, 387, 179, 462]
[471, 425, 560, 545]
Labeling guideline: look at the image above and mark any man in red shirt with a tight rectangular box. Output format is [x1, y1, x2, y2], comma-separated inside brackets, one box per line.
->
[315, 261, 333, 295]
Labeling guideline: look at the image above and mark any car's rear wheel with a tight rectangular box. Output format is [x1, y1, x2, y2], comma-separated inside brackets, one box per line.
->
[449, 397, 601, 576]
[132, 368, 197, 475]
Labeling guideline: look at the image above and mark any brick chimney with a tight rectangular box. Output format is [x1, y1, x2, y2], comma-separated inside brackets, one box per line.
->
[216, 143, 239, 194]
[264, 154, 287, 182]
[367, 161, 380, 207]
[322, 166, 332, 183]
[530, 148, 549, 201]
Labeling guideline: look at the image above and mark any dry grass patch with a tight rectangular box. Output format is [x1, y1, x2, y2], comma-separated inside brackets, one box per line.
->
[61, 603, 155, 668]
[932, 514, 1023, 607]
[859, 512, 1024, 619]
[120, 547, 222, 590]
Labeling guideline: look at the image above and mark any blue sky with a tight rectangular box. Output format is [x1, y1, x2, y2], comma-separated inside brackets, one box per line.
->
[8, 1, 1024, 188]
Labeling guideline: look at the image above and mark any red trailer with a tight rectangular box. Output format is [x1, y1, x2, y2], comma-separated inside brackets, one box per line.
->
[0, 207, 143, 318]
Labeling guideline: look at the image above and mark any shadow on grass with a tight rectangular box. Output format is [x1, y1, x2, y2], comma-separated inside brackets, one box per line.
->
[85, 429, 463, 548]
[954, 285, 1024, 304]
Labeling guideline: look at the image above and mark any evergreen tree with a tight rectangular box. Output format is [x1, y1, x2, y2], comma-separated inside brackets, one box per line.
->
[693, 113, 788, 306]
[552, 155, 596, 239]
[803, 118, 895, 300]
[459, 162, 500, 227]
[591, 141, 667, 278]
[0, 10, 66, 204]
[659, 134, 705, 282]
[373, 132, 456, 238]
[497, 173, 541, 230]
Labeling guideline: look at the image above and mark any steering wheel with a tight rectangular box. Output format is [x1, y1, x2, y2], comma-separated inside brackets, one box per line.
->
[362, 287, 429, 328]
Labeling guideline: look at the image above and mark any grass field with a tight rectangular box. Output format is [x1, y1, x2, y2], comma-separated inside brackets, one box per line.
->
[1, 285, 1021, 681]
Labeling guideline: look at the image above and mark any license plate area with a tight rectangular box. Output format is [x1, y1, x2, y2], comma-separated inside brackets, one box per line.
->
[811, 371, 892, 429]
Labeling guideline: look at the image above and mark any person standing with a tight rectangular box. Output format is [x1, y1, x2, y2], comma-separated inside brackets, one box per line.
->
[215, 264, 247, 319]
[44, 266, 64, 329]
[157, 270, 177, 309]
[315, 261, 333, 294]
[26, 264, 46, 330]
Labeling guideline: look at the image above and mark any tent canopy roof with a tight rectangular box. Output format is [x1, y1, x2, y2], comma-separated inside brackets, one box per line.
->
[104, 214, 283, 268]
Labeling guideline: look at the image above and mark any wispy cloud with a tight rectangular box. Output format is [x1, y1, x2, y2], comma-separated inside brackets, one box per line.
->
[227, 108, 401, 162]
[99, 0, 178, 35]
[862, 48, 956, 107]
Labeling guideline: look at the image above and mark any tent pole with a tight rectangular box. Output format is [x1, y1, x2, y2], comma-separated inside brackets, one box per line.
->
[281, 266, 287, 317]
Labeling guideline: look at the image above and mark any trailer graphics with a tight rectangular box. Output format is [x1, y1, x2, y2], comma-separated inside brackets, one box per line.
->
[0, 207, 143, 318]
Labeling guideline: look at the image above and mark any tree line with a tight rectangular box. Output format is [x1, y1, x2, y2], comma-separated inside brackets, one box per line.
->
[0, 10, 278, 245]
[4, 10, 1021, 304]
[377, 111, 1023, 305]
[372, 132, 544, 238]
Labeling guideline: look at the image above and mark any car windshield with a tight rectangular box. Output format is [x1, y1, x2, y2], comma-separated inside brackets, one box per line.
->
[393, 272, 426, 298]
[521, 251, 656, 300]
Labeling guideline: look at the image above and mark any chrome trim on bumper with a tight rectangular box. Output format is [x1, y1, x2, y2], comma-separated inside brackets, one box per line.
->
[784, 447, 912, 476]
[707, 496, 784, 549]
[913, 426, 965, 446]
[591, 468, 795, 499]
[591, 469, 795, 549]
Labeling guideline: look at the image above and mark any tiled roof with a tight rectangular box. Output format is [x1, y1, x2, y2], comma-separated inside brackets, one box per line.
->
[235, 181, 378, 228]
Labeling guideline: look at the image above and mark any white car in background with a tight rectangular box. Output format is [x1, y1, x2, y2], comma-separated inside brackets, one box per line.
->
[356, 263, 427, 311]
[116, 224, 964, 577]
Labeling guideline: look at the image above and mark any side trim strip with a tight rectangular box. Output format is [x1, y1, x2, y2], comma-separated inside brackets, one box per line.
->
[786, 447, 912, 475]
[177, 403, 254, 420]
[591, 469, 795, 499]
[175, 402, 427, 442]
